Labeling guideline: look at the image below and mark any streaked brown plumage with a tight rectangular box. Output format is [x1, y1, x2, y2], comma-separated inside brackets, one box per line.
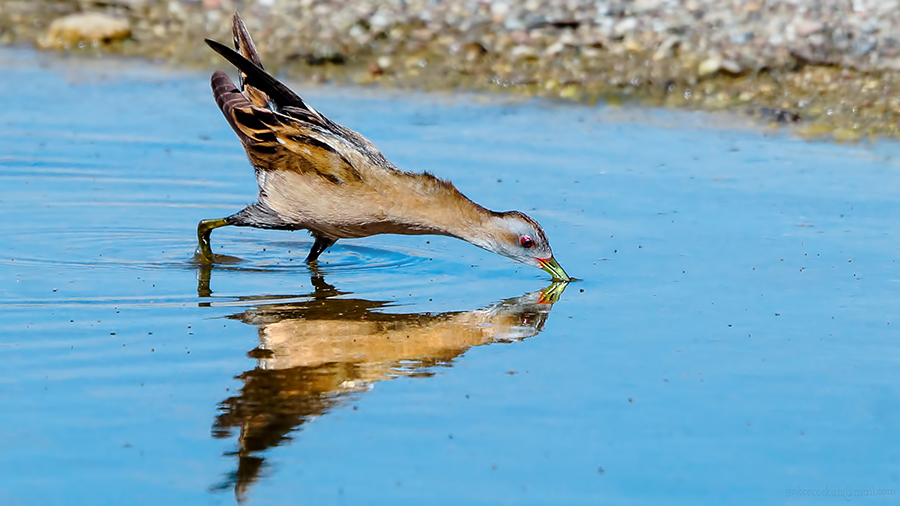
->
[197, 13, 570, 280]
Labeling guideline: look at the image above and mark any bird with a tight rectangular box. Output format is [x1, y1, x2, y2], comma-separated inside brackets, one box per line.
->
[197, 12, 570, 281]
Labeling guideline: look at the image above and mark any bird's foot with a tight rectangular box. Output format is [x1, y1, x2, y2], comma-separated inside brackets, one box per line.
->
[196, 218, 231, 264]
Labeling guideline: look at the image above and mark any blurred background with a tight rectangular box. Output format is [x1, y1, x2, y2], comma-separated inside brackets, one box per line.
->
[4, 0, 900, 137]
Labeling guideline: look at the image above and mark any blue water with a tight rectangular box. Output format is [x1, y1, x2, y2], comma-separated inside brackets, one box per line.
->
[0, 47, 898, 505]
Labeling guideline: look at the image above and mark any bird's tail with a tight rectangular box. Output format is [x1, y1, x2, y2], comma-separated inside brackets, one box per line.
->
[207, 19, 323, 123]
[230, 12, 270, 109]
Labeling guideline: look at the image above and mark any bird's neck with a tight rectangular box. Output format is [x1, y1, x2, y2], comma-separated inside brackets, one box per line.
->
[416, 190, 501, 251]
[439, 198, 493, 238]
[385, 173, 502, 251]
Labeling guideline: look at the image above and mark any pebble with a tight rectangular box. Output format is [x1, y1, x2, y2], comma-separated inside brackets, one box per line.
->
[37, 12, 131, 49]
[794, 20, 825, 37]
[698, 56, 723, 77]
[720, 59, 742, 74]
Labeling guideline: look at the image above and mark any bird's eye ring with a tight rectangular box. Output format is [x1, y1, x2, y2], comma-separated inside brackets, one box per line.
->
[520, 236, 535, 248]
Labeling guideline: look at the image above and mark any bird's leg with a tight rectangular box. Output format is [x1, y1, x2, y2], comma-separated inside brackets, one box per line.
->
[197, 217, 231, 264]
[305, 236, 336, 263]
[196, 264, 213, 300]
[309, 271, 340, 298]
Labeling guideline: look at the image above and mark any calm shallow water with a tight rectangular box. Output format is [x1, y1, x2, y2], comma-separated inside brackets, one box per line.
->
[1, 47, 899, 505]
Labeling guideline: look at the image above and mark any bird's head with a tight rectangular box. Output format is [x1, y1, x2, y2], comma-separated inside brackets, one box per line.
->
[476, 211, 570, 281]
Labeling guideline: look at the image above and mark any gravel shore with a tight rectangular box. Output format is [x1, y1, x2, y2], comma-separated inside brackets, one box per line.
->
[3, 0, 900, 140]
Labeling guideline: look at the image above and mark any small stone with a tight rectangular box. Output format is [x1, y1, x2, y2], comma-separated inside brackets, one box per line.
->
[624, 39, 644, 53]
[39, 13, 131, 49]
[633, 0, 663, 12]
[348, 24, 365, 38]
[730, 32, 754, 45]
[613, 17, 637, 38]
[410, 28, 433, 41]
[511, 45, 537, 59]
[544, 41, 565, 56]
[370, 13, 389, 28]
[510, 30, 531, 45]
[698, 56, 722, 76]
[653, 35, 680, 61]
[795, 20, 824, 36]
[853, 40, 876, 56]
[721, 58, 743, 74]
[491, 2, 510, 18]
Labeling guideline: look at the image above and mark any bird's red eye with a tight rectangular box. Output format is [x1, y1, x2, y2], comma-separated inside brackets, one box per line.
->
[520, 236, 535, 248]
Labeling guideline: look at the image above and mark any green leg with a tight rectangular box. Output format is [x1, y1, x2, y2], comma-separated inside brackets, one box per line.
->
[197, 218, 231, 264]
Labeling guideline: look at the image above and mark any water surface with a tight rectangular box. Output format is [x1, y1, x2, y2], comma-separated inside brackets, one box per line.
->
[1, 48, 898, 505]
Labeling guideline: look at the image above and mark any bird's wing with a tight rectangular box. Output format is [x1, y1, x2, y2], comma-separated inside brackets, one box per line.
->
[210, 70, 362, 185]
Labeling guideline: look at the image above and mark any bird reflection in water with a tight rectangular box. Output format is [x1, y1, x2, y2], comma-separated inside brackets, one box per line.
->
[198, 267, 567, 501]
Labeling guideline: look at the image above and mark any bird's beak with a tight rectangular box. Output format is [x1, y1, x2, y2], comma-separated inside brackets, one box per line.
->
[538, 256, 571, 282]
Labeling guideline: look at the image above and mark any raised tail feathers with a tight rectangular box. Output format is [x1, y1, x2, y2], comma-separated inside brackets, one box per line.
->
[230, 12, 270, 108]
[232, 12, 262, 68]
[207, 38, 331, 123]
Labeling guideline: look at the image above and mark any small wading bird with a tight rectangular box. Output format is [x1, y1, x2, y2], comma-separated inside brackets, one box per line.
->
[197, 13, 570, 281]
